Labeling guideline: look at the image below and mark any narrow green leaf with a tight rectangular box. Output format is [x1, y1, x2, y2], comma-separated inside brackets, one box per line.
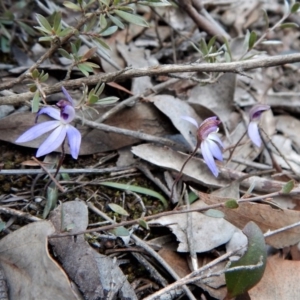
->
[139, 219, 149, 230]
[39, 36, 53, 42]
[31, 90, 40, 113]
[139, 0, 171, 6]
[59, 27, 73, 37]
[203, 209, 224, 218]
[36, 14, 52, 32]
[207, 36, 217, 52]
[281, 180, 294, 194]
[88, 94, 98, 104]
[94, 37, 111, 50]
[78, 64, 90, 77]
[107, 13, 124, 29]
[199, 38, 208, 55]
[262, 9, 269, 29]
[17, 21, 36, 36]
[0, 221, 6, 232]
[63, 1, 82, 11]
[248, 31, 257, 50]
[100, 182, 168, 208]
[43, 184, 58, 219]
[100, 14, 107, 29]
[53, 12, 62, 32]
[40, 73, 49, 82]
[114, 10, 149, 27]
[111, 226, 130, 237]
[291, 2, 300, 13]
[58, 48, 72, 59]
[223, 37, 232, 62]
[108, 203, 129, 216]
[225, 199, 239, 209]
[100, 25, 118, 36]
[280, 22, 299, 29]
[225, 221, 267, 298]
[96, 96, 119, 105]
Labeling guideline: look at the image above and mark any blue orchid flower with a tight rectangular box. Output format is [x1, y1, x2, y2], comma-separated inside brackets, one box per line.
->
[16, 87, 81, 159]
[182, 116, 223, 177]
[248, 104, 270, 147]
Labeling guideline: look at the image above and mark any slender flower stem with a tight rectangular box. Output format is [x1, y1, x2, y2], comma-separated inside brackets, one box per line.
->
[170, 140, 200, 201]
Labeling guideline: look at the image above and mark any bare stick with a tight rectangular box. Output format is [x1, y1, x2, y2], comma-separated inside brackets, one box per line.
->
[2, 53, 300, 105]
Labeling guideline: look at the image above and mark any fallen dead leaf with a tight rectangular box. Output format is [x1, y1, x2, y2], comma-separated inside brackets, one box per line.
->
[0, 221, 79, 300]
[249, 254, 300, 299]
[149, 204, 237, 253]
[200, 191, 300, 248]
[49, 200, 137, 300]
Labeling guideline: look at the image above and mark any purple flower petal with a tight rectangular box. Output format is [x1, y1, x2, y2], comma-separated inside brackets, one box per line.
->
[181, 116, 199, 128]
[66, 125, 81, 159]
[248, 121, 261, 147]
[36, 125, 67, 157]
[249, 104, 270, 121]
[207, 139, 223, 161]
[198, 116, 220, 140]
[208, 133, 224, 148]
[62, 86, 75, 107]
[16, 121, 60, 143]
[60, 104, 75, 123]
[201, 140, 219, 177]
[36, 107, 60, 122]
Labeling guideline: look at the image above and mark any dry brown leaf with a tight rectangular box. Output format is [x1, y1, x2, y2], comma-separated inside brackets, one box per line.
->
[131, 144, 286, 193]
[200, 192, 300, 248]
[159, 249, 227, 300]
[49, 201, 137, 300]
[249, 254, 300, 299]
[0, 221, 79, 300]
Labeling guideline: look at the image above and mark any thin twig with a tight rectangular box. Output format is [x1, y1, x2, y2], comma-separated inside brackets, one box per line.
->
[2, 53, 300, 104]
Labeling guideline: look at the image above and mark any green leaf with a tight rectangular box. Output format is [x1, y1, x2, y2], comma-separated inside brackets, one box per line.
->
[223, 37, 232, 62]
[114, 10, 149, 27]
[43, 184, 58, 219]
[280, 22, 299, 29]
[17, 21, 36, 36]
[108, 203, 129, 216]
[58, 48, 72, 59]
[59, 27, 73, 37]
[63, 1, 82, 11]
[203, 209, 224, 218]
[107, 13, 124, 29]
[199, 38, 208, 55]
[111, 226, 130, 237]
[262, 9, 269, 29]
[88, 94, 98, 104]
[53, 12, 62, 32]
[100, 182, 168, 208]
[36, 14, 52, 32]
[207, 36, 217, 52]
[139, 0, 172, 6]
[188, 191, 198, 204]
[138, 219, 149, 230]
[225, 221, 267, 298]
[94, 37, 111, 50]
[291, 2, 300, 13]
[40, 73, 49, 82]
[95, 96, 119, 105]
[31, 90, 40, 113]
[78, 64, 90, 77]
[99, 14, 107, 29]
[281, 180, 294, 194]
[248, 31, 257, 50]
[38, 36, 53, 42]
[100, 25, 118, 36]
[0, 221, 6, 232]
[225, 199, 239, 209]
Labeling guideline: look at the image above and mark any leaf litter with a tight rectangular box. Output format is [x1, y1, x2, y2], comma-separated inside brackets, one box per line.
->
[0, 0, 300, 299]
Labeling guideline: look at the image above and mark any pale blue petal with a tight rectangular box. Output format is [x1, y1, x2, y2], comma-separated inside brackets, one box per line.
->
[248, 121, 261, 147]
[207, 139, 223, 161]
[201, 140, 218, 177]
[66, 125, 81, 159]
[62, 86, 75, 106]
[208, 133, 224, 148]
[181, 116, 199, 128]
[37, 107, 60, 121]
[36, 125, 67, 157]
[16, 121, 60, 143]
